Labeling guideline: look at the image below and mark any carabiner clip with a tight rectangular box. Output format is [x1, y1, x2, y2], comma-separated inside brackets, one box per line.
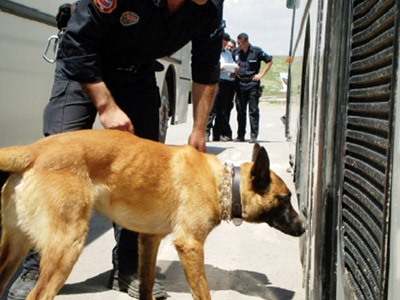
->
[42, 35, 59, 64]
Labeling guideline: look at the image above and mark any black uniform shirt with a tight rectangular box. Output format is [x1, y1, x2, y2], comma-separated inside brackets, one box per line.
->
[60, 0, 223, 84]
[232, 44, 272, 78]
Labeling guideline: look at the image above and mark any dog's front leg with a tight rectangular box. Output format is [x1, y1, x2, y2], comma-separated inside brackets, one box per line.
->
[174, 237, 211, 300]
[138, 233, 162, 300]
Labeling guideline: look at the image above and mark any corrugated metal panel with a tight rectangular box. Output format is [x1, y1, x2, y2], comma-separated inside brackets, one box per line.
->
[340, 0, 397, 298]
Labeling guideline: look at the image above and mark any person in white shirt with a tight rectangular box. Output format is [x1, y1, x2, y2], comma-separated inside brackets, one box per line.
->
[206, 33, 237, 141]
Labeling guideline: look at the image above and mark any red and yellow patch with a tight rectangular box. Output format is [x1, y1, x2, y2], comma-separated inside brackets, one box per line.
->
[94, 0, 117, 14]
[120, 11, 140, 26]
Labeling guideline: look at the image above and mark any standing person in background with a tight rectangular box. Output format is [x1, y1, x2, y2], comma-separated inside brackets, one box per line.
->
[206, 32, 236, 141]
[233, 32, 273, 143]
[6, 1, 224, 300]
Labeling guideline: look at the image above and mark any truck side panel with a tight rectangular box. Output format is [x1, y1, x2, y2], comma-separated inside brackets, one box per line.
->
[0, 11, 55, 146]
[287, 0, 400, 299]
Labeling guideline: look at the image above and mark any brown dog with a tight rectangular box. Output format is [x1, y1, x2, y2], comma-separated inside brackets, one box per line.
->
[0, 129, 305, 300]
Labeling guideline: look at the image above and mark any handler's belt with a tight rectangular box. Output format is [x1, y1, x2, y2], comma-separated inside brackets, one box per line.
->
[238, 76, 253, 83]
[117, 65, 140, 72]
[116, 61, 164, 73]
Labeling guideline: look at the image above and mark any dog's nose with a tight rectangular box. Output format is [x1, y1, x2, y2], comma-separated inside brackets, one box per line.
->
[301, 220, 306, 233]
[291, 217, 306, 237]
[298, 219, 306, 235]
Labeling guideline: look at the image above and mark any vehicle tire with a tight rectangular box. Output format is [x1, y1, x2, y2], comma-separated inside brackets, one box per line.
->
[159, 81, 170, 143]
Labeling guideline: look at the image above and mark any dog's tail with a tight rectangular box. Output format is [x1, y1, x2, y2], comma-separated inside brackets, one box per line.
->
[0, 146, 32, 174]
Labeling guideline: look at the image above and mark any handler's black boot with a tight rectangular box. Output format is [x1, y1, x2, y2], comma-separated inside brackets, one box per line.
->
[7, 269, 39, 300]
[108, 269, 167, 299]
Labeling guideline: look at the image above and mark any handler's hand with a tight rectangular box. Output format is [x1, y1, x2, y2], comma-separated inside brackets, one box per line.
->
[99, 105, 134, 133]
[252, 74, 262, 81]
[188, 130, 207, 153]
[80, 81, 134, 133]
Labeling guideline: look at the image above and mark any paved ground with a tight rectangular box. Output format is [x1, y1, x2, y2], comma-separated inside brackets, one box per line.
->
[1, 102, 305, 300]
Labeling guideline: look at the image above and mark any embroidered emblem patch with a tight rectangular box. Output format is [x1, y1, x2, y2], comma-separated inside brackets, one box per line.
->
[94, 0, 117, 14]
[120, 11, 140, 26]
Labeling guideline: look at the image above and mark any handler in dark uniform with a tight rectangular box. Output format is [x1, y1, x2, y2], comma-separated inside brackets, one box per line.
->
[232, 32, 273, 143]
[7, 1, 223, 299]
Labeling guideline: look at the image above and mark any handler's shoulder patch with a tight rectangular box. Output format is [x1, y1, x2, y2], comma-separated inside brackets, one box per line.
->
[94, 0, 117, 14]
[120, 11, 140, 26]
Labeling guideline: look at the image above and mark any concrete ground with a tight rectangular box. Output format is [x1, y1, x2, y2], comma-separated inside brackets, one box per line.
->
[1, 102, 305, 300]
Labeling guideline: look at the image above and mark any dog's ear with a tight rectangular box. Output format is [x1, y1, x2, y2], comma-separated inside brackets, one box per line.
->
[251, 146, 271, 191]
[252, 143, 262, 161]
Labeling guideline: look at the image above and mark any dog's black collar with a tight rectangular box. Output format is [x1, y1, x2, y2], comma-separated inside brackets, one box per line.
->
[231, 166, 243, 226]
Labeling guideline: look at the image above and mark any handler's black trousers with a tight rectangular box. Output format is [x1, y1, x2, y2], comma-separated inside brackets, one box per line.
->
[235, 82, 261, 139]
[206, 79, 235, 139]
[23, 65, 160, 274]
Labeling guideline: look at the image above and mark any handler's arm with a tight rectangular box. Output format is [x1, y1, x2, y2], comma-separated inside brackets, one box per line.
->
[188, 82, 217, 152]
[81, 82, 133, 133]
[59, 2, 133, 132]
[253, 61, 273, 82]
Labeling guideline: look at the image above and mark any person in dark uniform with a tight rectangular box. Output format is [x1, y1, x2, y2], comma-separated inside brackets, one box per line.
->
[7, 1, 223, 299]
[232, 32, 273, 143]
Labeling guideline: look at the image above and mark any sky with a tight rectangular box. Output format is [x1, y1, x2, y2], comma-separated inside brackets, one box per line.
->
[223, 0, 295, 56]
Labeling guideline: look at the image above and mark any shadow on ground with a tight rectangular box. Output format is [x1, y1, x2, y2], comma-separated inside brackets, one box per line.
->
[60, 260, 295, 300]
